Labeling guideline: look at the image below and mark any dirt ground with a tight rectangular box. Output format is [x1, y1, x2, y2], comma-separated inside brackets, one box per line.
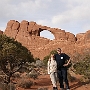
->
[16, 74, 90, 90]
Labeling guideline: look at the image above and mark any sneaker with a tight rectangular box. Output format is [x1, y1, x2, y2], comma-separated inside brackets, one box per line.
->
[53, 87, 55, 90]
[53, 87, 58, 90]
[55, 87, 58, 90]
[67, 89, 70, 90]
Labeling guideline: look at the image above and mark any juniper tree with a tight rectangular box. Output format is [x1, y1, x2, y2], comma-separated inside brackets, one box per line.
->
[0, 34, 34, 83]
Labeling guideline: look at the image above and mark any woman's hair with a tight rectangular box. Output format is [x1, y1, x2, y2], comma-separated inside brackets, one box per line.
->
[50, 54, 55, 59]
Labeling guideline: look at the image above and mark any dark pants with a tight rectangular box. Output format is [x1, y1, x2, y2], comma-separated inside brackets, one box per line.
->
[57, 68, 70, 89]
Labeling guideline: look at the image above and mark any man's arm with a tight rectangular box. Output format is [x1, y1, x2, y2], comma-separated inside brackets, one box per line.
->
[63, 53, 71, 67]
[63, 59, 71, 66]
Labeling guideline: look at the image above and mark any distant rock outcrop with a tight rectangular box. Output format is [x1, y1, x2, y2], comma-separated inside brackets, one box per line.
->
[0, 30, 3, 34]
[4, 20, 90, 60]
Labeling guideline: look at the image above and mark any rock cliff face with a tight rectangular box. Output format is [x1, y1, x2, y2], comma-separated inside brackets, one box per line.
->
[0, 30, 3, 34]
[3, 20, 90, 60]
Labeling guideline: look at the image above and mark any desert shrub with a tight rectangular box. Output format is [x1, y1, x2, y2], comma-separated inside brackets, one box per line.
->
[0, 70, 5, 75]
[73, 55, 90, 79]
[28, 70, 38, 80]
[67, 72, 76, 82]
[35, 60, 44, 68]
[28, 62, 37, 68]
[29, 73, 38, 79]
[0, 75, 4, 82]
[37, 87, 48, 90]
[7, 83, 15, 90]
[0, 83, 8, 90]
[34, 57, 40, 62]
[0, 83, 15, 90]
[19, 80, 33, 89]
[13, 72, 21, 78]
[43, 55, 49, 66]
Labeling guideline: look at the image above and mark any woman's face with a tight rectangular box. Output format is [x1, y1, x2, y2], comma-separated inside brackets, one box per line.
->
[51, 54, 54, 59]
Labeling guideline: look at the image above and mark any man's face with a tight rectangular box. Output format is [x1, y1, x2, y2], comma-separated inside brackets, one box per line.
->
[57, 49, 61, 54]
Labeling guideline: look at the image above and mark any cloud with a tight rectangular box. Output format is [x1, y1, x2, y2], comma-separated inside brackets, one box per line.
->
[0, 0, 50, 21]
[52, 1, 90, 24]
[0, 0, 90, 37]
[50, 0, 90, 34]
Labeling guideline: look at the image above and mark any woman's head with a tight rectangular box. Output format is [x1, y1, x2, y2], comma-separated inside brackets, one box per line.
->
[50, 54, 55, 59]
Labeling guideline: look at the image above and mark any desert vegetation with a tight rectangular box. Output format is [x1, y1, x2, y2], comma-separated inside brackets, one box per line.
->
[0, 35, 48, 90]
[73, 54, 90, 80]
[0, 34, 90, 90]
[0, 34, 35, 89]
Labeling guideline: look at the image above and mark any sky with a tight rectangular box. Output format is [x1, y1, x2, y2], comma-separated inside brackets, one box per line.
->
[0, 0, 90, 40]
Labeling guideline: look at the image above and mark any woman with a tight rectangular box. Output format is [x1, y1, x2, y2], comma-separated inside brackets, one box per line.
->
[48, 54, 58, 90]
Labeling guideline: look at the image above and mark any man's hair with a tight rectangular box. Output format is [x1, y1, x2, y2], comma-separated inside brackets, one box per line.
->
[57, 48, 61, 51]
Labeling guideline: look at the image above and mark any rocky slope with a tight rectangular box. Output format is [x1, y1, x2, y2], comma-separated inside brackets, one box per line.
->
[0, 20, 90, 60]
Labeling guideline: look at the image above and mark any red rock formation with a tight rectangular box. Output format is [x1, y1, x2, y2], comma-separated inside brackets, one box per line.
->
[0, 30, 3, 34]
[4, 20, 90, 60]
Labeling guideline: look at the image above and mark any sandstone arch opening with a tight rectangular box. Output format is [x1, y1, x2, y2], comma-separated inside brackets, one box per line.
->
[40, 30, 55, 40]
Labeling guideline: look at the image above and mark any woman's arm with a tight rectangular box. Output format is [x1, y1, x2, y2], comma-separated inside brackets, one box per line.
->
[47, 61, 50, 74]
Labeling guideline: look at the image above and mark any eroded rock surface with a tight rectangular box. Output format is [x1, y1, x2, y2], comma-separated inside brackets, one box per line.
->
[4, 20, 90, 60]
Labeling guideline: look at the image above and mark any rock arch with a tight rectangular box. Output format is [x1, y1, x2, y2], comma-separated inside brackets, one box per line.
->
[38, 28, 55, 40]
[4, 20, 76, 41]
[4, 20, 79, 60]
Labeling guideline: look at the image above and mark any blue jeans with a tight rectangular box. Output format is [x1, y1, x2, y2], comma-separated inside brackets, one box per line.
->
[57, 68, 70, 89]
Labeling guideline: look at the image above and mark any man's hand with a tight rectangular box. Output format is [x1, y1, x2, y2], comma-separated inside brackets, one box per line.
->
[63, 63, 68, 67]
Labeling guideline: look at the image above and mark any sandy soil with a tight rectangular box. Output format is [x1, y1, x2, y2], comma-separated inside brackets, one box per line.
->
[15, 74, 90, 90]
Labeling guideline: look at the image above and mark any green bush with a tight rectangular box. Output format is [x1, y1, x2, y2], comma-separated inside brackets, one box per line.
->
[43, 55, 49, 66]
[73, 56, 90, 79]
[0, 34, 34, 84]
[43, 50, 57, 66]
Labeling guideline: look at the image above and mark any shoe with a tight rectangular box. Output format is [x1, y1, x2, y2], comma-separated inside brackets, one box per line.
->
[55, 87, 58, 90]
[53, 87, 58, 90]
[67, 89, 70, 90]
[53, 87, 55, 90]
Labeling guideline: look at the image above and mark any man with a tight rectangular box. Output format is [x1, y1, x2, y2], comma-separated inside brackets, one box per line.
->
[54, 48, 70, 90]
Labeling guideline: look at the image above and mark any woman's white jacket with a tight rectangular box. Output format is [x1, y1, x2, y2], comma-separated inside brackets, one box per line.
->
[47, 59, 57, 74]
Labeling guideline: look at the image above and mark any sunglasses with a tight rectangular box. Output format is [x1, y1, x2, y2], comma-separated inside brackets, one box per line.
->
[57, 50, 60, 51]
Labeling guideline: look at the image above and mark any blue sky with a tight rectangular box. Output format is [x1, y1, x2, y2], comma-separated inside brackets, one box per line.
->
[0, 0, 90, 40]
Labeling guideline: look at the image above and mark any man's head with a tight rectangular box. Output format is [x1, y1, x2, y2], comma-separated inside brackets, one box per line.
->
[57, 48, 61, 54]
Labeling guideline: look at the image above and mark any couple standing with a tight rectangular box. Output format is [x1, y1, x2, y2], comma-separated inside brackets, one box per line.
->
[48, 48, 71, 90]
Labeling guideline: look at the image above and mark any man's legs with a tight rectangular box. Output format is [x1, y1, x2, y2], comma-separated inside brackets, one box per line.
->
[57, 70, 64, 89]
[61, 68, 70, 89]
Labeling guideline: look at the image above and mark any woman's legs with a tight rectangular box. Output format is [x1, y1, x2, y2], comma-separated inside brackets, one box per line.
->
[50, 72, 57, 88]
